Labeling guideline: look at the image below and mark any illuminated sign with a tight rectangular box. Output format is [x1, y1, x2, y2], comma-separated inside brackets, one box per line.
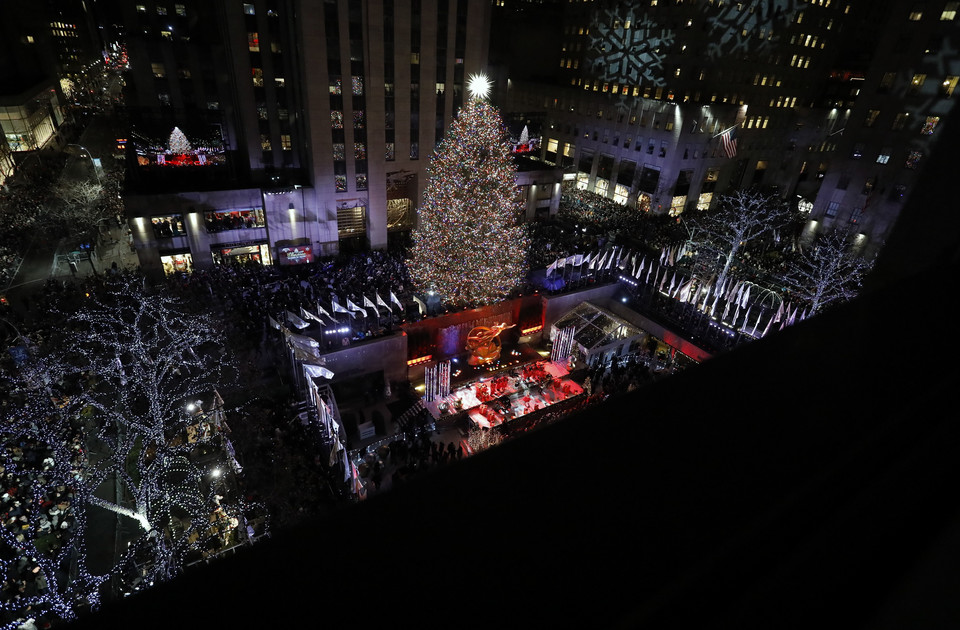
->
[278, 245, 313, 265]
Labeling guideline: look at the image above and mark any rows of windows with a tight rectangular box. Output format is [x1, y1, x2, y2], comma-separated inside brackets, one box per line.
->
[136, 4, 186, 16]
[906, 2, 959, 21]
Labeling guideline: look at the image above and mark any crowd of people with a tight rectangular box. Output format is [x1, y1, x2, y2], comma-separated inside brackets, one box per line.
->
[0, 419, 84, 630]
[164, 249, 419, 352]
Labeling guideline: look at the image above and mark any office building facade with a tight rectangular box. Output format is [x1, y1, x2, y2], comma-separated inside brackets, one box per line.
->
[122, 0, 498, 276]
[495, 0, 958, 254]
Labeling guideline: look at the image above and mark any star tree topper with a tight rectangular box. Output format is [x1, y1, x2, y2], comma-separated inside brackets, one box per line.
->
[467, 72, 492, 101]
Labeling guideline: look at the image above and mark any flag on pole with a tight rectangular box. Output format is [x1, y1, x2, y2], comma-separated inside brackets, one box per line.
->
[390, 290, 403, 310]
[546, 258, 559, 276]
[596, 251, 607, 270]
[376, 292, 392, 312]
[557, 256, 566, 269]
[332, 300, 355, 319]
[300, 306, 327, 325]
[605, 252, 614, 270]
[315, 302, 333, 320]
[363, 295, 378, 314]
[286, 310, 310, 329]
[346, 298, 363, 313]
[751, 308, 764, 336]
[719, 125, 739, 158]
[302, 363, 335, 380]
[412, 295, 427, 316]
[582, 252, 593, 267]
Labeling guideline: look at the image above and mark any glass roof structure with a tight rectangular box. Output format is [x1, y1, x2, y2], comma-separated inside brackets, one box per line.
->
[552, 302, 644, 353]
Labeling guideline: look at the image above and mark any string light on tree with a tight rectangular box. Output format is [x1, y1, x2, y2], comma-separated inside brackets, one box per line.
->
[407, 73, 530, 306]
[167, 126, 191, 156]
[0, 276, 266, 624]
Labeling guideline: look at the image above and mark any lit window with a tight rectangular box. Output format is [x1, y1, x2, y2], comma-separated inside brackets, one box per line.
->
[280, 135, 291, 150]
[910, 73, 926, 92]
[175, 4, 186, 16]
[151, 62, 166, 78]
[260, 134, 271, 151]
[251, 68, 263, 87]
[877, 148, 892, 163]
[825, 201, 840, 218]
[905, 150, 922, 169]
[243, 3, 255, 15]
[330, 111, 343, 129]
[851, 142, 864, 159]
[941, 76, 958, 96]
[248, 32, 259, 52]
[908, 8, 923, 20]
[942, 1, 959, 19]
[864, 109, 880, 127]
[157, 6, 167, 15]
[921, 116, 940, 134]
[136, 4, 146, 13]
[385, 143, 395, 161]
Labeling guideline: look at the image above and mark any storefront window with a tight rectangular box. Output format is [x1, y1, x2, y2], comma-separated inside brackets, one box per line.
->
[204, 208, 265, 232]
[212, 242, 272, 266]
[151, 215, 185, 238]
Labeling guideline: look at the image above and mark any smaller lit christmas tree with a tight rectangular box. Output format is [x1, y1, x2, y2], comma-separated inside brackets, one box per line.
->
[519, 125, 529, 146]
[168, 126, 192, 155]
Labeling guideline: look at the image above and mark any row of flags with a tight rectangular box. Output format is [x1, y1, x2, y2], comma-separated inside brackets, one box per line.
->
[546, 245, 636, 277]
[619, 253, 809, 338]
[268, 290, 406, 329]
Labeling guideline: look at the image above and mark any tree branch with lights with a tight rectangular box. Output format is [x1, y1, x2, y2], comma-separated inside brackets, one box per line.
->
[685, 189, 796, 290]
[0, 277, 262, 624]
[778, 229, 874, 314]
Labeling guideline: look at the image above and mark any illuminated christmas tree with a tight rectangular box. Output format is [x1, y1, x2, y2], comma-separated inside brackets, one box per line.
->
[407, 73, 530, 306]
[167, 126, 191, 155]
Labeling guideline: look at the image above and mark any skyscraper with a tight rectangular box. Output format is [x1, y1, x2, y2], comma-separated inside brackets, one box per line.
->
[122, 0, 490, 276]
[495, 0, 959, 255]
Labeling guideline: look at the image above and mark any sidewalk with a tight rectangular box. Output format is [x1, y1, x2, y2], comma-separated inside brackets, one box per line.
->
[49, 223, 140, 281]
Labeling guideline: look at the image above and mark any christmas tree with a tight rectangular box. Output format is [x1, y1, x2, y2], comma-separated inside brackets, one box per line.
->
[407, 74, 530, 307]
[167, 126, 192, 155]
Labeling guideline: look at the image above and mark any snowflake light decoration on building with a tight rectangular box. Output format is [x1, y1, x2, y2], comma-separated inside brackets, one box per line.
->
[587, 11, 675, 86]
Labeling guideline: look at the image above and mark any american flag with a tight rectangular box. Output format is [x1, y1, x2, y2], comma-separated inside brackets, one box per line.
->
[720, 125, 738, 158]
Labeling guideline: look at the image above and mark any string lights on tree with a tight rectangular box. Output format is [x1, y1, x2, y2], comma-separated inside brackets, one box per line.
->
[0, 277, 264, 625]
[407, 72, 530, 307]
[167, 126, 191, 156]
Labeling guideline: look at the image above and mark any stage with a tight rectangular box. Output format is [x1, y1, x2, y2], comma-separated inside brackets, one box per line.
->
[424, 358, 583, 428]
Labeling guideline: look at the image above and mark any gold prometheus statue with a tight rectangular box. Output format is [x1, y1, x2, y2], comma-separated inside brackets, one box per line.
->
[465, 322, 515, 366]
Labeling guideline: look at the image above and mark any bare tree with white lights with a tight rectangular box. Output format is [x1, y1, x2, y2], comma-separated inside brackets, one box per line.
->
[0, 278, 260, 625]
[779, 229, 874, 314]
[687, 189, 795, 290]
